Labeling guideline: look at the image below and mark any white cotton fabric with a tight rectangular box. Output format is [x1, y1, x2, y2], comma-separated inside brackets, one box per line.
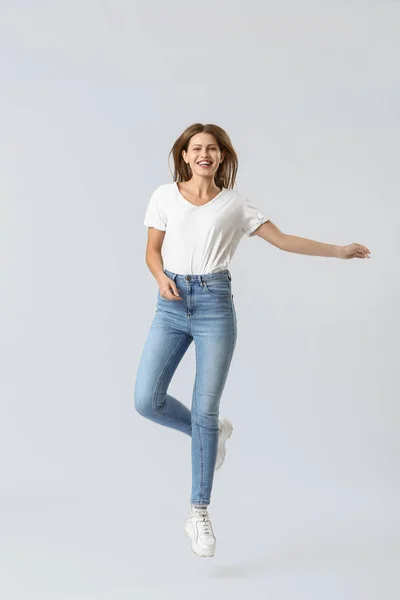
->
[143, 181, 269, 275]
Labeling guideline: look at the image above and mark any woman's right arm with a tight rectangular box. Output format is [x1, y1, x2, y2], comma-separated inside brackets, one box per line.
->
[145, 227, 166, 284]
[145, 228, 182, 299]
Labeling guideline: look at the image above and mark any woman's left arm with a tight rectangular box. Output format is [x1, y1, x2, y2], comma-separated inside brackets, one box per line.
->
[253, 221, 371, 260]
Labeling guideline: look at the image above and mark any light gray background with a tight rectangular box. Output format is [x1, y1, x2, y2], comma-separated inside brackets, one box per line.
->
[1, 1, 399, 598]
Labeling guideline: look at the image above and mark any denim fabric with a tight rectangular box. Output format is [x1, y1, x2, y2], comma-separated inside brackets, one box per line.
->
[134, 268, 237, 505]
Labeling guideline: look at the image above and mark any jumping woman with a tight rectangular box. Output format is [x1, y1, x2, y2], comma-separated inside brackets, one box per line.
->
[134, 122, 371, 558]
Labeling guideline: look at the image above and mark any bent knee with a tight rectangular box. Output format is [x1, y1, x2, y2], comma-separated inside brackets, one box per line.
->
[134, 389, 166, 419]
[134, 392, 153, 417]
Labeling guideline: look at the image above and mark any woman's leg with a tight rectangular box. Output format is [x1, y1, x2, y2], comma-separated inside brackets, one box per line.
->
[134, 315, 193, 435]
[190, 329, 237, 506]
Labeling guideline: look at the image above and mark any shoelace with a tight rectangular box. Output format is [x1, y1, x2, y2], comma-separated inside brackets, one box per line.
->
[193, 509, 212, 536]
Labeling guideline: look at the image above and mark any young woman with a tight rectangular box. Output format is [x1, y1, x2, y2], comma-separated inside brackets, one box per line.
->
[134, 123, 371, 558]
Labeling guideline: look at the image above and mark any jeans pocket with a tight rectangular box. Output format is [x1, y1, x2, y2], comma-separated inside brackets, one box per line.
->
[203, 278, 231, 297]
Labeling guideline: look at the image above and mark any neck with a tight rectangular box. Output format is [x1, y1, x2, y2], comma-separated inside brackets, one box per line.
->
[183, 176, 221, 199]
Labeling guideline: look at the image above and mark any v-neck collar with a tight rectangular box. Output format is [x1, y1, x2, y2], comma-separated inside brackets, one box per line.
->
[175, 182, 226, 209]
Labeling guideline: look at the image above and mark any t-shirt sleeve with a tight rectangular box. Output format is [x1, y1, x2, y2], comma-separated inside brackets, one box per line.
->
[241, 195, 269, 237]
[143, 186, 167, 231]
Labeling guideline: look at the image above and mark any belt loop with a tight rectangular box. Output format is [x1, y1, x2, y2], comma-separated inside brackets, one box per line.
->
[227, 271, 231, 281]
[167, 270, 178, 283]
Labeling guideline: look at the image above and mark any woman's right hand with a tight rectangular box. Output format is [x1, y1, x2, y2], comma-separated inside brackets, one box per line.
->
[158, 276, 183, 301]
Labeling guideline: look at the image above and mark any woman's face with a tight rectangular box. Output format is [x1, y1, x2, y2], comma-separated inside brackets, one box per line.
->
[182, 133, 224, 179]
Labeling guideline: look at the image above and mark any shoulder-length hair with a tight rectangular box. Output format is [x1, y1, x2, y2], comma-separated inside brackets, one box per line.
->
[168, 123, 238, 190]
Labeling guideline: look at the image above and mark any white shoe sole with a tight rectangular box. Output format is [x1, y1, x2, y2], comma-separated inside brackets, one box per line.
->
[215, 420, 233, 471]
[184, 522, 216, 558]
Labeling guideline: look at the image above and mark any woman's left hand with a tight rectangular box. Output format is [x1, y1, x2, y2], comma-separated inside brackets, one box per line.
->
[339, 243, 371, 259]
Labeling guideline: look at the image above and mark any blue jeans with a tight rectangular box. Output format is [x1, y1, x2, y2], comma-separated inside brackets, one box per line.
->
[134, 268, 237, 506]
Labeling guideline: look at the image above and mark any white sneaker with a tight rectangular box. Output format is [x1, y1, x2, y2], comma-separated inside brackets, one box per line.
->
[215, 419, 233, 471]
[184, 505, 216, 558]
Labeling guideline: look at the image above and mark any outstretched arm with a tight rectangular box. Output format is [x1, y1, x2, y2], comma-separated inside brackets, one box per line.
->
[252, 221, 371, 260]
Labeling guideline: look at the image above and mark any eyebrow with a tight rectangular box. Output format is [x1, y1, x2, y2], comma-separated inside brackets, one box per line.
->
[191, 144, 217, 147]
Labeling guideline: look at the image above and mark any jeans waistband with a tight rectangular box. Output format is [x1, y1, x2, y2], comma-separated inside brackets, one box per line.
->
[163, 268, 231, 283]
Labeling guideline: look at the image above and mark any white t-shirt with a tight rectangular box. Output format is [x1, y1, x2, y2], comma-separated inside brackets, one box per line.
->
[143, 181, 269, 275]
